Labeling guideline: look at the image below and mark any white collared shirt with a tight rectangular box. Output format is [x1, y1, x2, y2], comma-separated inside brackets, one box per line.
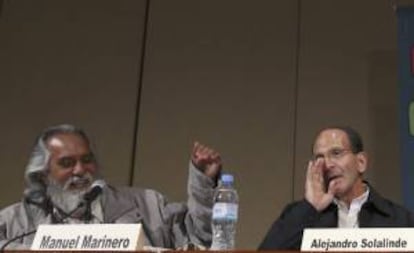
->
[334, 187, 370, 228]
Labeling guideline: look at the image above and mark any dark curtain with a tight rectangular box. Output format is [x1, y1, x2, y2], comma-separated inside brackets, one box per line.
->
[0, 0, 3, 18]
[397, 7, 414, 211]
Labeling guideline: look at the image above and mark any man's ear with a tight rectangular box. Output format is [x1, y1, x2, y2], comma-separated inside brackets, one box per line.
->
[356, 152, 368, 174]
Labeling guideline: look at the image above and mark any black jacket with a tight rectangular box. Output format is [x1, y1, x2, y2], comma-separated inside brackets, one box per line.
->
[259, 187, 414, 250]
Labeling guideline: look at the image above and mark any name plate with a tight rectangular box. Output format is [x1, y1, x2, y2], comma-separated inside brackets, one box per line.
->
[301, 228, 414, 251]
[31, 224, 144, 251]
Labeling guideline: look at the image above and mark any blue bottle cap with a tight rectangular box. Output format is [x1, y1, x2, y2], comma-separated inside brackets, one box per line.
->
[221, 174, 234, 184]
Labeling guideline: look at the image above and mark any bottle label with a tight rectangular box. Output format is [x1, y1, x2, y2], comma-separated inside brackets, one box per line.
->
[212, 203, 238, 221]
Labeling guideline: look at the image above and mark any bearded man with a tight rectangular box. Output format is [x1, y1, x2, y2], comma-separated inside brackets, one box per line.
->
[0, 124, 222, 250]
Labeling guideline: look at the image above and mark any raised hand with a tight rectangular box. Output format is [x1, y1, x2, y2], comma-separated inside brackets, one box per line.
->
[305, 158, 336, 212]
[191, 141, 222, 180]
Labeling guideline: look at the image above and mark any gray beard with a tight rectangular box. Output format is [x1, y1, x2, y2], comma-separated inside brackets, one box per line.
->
[47, 174, 93, 216]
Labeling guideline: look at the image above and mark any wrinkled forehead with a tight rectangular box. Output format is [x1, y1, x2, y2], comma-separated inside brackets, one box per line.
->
[313, 129, 351, 154]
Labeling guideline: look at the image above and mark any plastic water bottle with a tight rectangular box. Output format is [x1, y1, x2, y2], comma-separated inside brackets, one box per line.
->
[210, 174, 239, 250]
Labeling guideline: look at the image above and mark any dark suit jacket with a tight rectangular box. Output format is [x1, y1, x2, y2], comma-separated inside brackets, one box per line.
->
[259, 186, 414, 250]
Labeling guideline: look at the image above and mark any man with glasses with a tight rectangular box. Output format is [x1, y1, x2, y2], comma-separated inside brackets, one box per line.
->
[0, 124, 222, 250]
[259, 126, 414, 250]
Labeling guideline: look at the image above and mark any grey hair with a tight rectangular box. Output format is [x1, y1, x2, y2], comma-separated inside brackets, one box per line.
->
[23, 124, 99, 207]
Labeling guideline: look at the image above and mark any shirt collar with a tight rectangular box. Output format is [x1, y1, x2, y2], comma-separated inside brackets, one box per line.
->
[334, 184, 370, 213]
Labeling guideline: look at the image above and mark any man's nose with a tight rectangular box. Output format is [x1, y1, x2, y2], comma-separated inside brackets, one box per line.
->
[323, 155, 335, 169]
[72, 161, 86, 175]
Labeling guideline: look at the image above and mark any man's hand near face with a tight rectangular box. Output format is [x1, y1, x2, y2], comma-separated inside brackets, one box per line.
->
[305, 158, 338, 212]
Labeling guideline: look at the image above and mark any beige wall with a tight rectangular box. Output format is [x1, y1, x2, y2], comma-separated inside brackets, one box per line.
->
[293, 0, 400, 202]
[0, 0, 404, 249]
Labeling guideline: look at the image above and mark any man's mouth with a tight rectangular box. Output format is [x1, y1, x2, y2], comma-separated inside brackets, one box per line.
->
[67, 177, 91, 190]
[327, 175, 342, 184]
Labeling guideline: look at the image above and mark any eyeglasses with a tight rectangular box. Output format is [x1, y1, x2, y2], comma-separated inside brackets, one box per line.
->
[57, 153, 96, 169]
[311, 148, 354, 162]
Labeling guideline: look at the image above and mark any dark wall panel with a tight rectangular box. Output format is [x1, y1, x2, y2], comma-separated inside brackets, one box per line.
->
[0, 0, 147, 206]
[134, 0, 298, 248]
[294, 0, 400, 202]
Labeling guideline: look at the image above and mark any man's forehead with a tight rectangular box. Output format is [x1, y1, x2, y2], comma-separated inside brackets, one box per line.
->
[313, 129, 350, 153]
[48, 137, 65, 148]
[46, 133, 90, 151]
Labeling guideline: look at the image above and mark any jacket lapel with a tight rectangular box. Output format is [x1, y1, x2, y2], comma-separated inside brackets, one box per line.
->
[101, 186, 143, 223]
